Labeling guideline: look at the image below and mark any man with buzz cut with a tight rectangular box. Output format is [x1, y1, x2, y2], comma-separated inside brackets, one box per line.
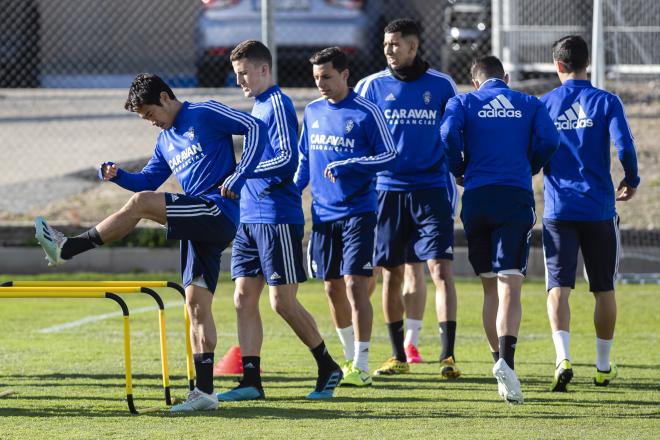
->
[540, 35, 640, 392]
[216, 39, 342, 402]
[355, 17, 461, 378]
[441, 55, 559, 404]
[34, 73, 266, 412]
[295, 46, 397, 389]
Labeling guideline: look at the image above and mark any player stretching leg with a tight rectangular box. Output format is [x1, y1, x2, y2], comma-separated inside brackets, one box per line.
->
[541, 35, 640, 391]
[215, 40, 341, 401]
[442, 56, 559, 404]
[295, 47, 397, 389]
[35, 73, 266, 412]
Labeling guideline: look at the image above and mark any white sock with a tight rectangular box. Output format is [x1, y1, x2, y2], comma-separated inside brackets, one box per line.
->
[596, 337, 613, 371]
[336, 326, 355, 361]
[404, 318, 423, 347]
[552, 330, 571, 366]
[353, 340, 370, 372]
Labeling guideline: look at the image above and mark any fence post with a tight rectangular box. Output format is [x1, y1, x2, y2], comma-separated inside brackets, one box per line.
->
[262, 0, 277, 83]
[592, 0, 605, 89]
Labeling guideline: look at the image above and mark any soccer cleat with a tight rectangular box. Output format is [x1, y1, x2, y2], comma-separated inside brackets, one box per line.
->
[594, 363, 618, 387]
[35, 216, 67, 266]
[306, 367, 343, 399]
[493, 359, 524, 404]
[171, 387, 218, 412]
[439, 355, 462, 379]
[405, 344, 424, 364]
[340, 366, 372, 387]
[373, 357, 410, 376]
[550, 359, 573, 392]
[497, 381, 506, 400]
[217, 381, 265, 401]
[339, 359, 353, 377]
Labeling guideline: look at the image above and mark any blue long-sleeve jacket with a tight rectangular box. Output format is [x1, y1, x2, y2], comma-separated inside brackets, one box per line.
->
[540, 79, 640, 221]
[111, 100, 266, 226]
[294, 91, 397, 223]
[441, 78, 559, 192]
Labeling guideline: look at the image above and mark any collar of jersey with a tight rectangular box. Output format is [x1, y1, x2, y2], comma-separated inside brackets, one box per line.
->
[325, 90, 356, 109]
[171, 101, 190, 132]
[479, 78, 509, 90]
[563, 79, 592, 88]
[255, 84, 280, 102]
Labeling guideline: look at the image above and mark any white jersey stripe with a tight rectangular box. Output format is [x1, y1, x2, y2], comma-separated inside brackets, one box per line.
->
[254, 92, 292, 172]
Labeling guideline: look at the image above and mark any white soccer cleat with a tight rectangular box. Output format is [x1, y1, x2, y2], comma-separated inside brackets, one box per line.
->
[171, 388, 218, 413]
[493, 358, 524, 404]
[35, 216, 67, 266]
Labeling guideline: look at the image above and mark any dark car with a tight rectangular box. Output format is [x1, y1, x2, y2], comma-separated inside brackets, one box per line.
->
[0, 0, 40, 87]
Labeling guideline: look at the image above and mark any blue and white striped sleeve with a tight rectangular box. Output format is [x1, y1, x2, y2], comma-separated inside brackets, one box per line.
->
[249, 92, 298, 179]
[440, 96, 467, 178]
[325, 96, 397, 178]
[111, 144, 171, 192]
[293, 117, 310, 193]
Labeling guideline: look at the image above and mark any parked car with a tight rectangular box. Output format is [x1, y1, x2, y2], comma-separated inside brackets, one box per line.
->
[196, 0, 381, 87]
[0, 0, 40, 87]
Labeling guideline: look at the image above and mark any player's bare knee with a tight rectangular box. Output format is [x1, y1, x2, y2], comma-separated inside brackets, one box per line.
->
[383, 266, 404, 286]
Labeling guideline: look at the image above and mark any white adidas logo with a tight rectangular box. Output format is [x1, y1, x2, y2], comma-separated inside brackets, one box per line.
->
[555, 102, 593, 130]
[385, 93, 396, 101]
[478, 94, 522, 118]
[167, 143, 175, 152]
[171, 194, 179, 202]
[362, 262, 373, 270]
[270, 272, 281, 280]
[445, 246, 453, 255]
[312, 120, 320, 128]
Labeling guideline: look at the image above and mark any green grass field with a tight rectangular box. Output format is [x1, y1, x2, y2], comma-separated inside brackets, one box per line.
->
[0, 273, 658, 439]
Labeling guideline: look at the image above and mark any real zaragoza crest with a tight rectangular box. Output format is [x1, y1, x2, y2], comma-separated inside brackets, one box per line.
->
[423, 91, 432, 105]
[345, 119, 354, 133]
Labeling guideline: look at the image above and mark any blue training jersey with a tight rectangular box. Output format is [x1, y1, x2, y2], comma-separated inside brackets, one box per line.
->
[441, 78, 559, 192]
[294, 90, 397, 223]
[111, 100, 266, 227]
[355, 68, 457, 190]
[241, 85, 304, 224]
[540, 79, 640, 221]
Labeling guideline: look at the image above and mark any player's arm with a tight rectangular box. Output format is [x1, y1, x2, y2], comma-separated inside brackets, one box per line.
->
[101, 145, 171, 192]
[440, 96, 466, 178]
[248, 99, 298, 179]
[529, 99, 560, 175]
[609, 95, 640, 201]
[324, 101, 396, 181]
[293, 118, 311, 192]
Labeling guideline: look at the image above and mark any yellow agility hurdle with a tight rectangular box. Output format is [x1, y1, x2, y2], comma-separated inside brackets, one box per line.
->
[0, 288, 156, 414]
[1, 280, 195, 392]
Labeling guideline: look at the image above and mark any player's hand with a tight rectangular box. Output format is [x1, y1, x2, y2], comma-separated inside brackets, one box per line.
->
[324, 166, 337, 183]
[219, 185, 239, 200]
[100, 162, 118, 181]
[616, 179, 636, 201]
[455, 176, 465, 187]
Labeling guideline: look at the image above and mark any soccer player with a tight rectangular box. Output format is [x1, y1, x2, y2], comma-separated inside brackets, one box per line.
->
[34, 73, 266, 412]
[355, 18, 461, 377]
[216, 40, 342, 401]
[295, 47, 397, 388]
[540, 35, 640, 391]
[441, 56, 559, 404]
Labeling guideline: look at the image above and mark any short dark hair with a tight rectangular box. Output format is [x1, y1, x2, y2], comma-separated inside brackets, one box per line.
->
[552, 35, 589, 72]
[230, 40, 273, 69]
[471, 56, 505, 80]
[124, 73, 175, 112]
[309, 46, 349, 72]
[384, 18, 421, 39]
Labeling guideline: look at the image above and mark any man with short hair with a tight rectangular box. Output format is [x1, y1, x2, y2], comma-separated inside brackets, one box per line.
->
[540, 35, 640, 391]
[34, 73, 266, 412]
[216, 40, 342, 401]
[295, 46, 397, 389]
[441, 55, 559, 404]
[355, 18, 460, 378]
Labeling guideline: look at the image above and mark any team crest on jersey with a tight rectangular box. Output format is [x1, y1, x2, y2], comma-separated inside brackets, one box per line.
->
[345, 119, 355, 134]
[185, 127, 195, 141]
[423, 91, 432, 105]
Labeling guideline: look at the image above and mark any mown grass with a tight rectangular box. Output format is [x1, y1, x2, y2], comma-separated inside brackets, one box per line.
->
[0, 273, 658, 439]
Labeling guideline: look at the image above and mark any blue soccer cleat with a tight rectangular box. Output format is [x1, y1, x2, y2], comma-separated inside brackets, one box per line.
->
[217, 382, 265, 402]
[306, 367, 343, 399]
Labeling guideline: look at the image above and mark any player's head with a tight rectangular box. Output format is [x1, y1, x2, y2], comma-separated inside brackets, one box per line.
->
[552, 35, 590, 76]
[125, 73, 180, 130]
[230, 40, 274, 98]
[470, 55, 508, 89]
[309, 46, 350, 102]
[383, 18, 421, 70]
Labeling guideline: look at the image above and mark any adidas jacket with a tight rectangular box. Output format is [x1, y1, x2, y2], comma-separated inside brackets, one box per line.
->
[441, 78, 559, 192]
[294, 90, 397, 223]
[541, 79, 640, 221]
[355, 68, 457, 191]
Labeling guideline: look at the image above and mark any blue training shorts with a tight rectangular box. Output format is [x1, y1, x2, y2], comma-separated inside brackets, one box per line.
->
[374, 186, 455, 267]
[460, 186, 535, 276]
[543, 216, 620, 292]
[165, 193, 237, 293]
[231, 223, 307, 286]
[308, 212, 376, 280]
